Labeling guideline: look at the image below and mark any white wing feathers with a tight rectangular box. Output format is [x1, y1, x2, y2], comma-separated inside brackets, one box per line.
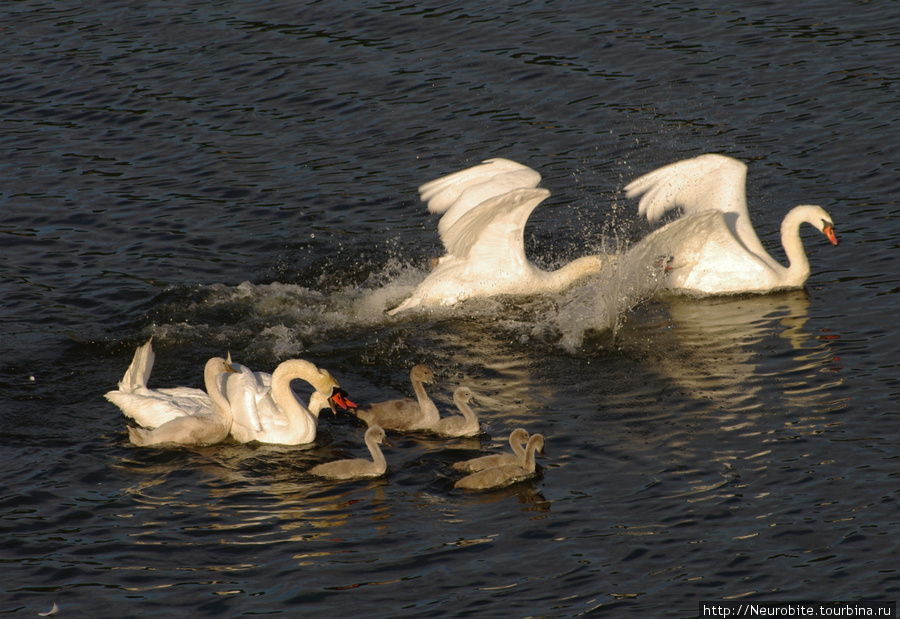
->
[441, 187, 551, 264]
[625, 154, 772, 260]
[225, 366, 266, 432]
[117, 339, 155, 393]
[419, 157, 540, 213]
[624, 153, 749, 223]
[419, 158, 542, 239]
[386, 157, 607, 314]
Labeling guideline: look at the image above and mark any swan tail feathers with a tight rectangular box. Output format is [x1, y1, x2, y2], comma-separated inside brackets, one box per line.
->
[118, 339, 155, 393]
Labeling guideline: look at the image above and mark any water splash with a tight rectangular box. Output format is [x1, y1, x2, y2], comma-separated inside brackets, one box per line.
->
[529, 254, 667, 353]
[141, 247, 668, 359]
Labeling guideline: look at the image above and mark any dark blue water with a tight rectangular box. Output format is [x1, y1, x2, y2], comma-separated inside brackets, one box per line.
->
[2, 1, 899, 616]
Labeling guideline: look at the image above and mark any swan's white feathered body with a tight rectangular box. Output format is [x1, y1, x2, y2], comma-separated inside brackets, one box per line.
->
[389, 158, 606, 314]
[126, 357, 235, 446]
[105, 340, 236, 446]
[106, 340, 225, 429]
[226, 358, 353, 445]
[624, 154, 838, 295]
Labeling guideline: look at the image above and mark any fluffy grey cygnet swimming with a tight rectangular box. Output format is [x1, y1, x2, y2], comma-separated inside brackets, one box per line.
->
[452, 427, 530, 472]
[310, 426, 390, 480]
[353, 364, 439, 431]
[455, 434, 545, 491]
[431, 386, 480, 438]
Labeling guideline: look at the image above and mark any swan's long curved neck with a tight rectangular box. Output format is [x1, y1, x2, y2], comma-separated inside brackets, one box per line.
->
[454, 395, 477, 425]
[523, 436, 543, 471]
[366, 434, 387, 470]
[413, 378, 438, 425]
[204, 358, 232, 421]
[510, 432, 527, 461]
[540, 255, 605, 292]
[779, 206, 815, 286]
[524, 445, 536, 470]
[412, 378, 429, 403]
[271, 360, 320, 423]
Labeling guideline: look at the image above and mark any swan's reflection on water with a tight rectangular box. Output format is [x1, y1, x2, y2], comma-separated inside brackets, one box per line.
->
[584, 289, 848, 505]
[112, 419, 548, 554]
[618, 290, 843, 413]
[114, 443, 386, 544]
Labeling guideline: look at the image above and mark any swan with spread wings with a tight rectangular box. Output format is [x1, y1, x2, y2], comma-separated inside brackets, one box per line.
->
[388, 158, 607, 314]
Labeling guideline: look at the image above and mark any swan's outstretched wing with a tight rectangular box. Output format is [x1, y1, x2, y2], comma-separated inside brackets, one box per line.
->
[625, 154, 770, 259]
[387, 160, 602, 314]
[419, 158, 542, 241]
[625, 154, 749, 222]
[440, 187, 551, 268]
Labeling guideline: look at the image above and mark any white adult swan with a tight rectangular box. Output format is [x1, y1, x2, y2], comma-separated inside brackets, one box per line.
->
[226, 358, 355, 445]
[223, 353, 355, 431]
[431, 386, 480, 438]
[106, 339, 230, 430]
[353, 364, 440, 431]
[455, 433, 545, 491]
[127, 357, 237, 446]
[624, 154, 838, 295]
[388, 158, 606, 314]
[310, 425, 391, 480]
[104, 340, 238, 446]
[453, 427, 530, 472]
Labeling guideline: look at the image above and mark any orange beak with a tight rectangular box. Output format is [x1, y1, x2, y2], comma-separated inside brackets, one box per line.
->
[823, 225, 838, 246]
[329, 388, 357, 411]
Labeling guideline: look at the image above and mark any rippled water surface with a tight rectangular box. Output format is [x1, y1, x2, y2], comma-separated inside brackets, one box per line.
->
[2, 1, 899, 616]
